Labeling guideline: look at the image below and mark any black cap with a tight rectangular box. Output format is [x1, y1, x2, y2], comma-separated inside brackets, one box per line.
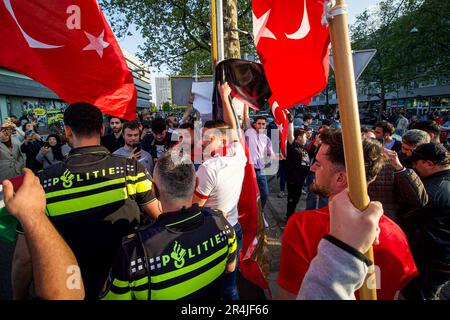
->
[408, 143, 448, 163]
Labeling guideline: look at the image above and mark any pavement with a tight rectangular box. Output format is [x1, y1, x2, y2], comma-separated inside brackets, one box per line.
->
[263, 174, 307, 298]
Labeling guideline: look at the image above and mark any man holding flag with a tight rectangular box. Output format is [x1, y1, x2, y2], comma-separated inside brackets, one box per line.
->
[193, 82, 247, 300]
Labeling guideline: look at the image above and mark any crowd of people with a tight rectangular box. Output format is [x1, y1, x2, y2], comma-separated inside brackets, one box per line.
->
[1, 91, 449, 300]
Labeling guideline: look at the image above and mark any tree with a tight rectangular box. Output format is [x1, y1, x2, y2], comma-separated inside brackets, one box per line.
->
[162, 101, 172, 112]
[350, 0, 450, 118]
[100, 0, 255, 74]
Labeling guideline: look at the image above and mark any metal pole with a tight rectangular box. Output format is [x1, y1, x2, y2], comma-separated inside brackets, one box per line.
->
[210, 0, 219, 68]
[216, 0, 225, 62]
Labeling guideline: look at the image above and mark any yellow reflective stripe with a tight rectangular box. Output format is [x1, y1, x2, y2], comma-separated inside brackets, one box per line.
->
[228, 233, 237, 255]
[150, 258, 227, 300]
[46, 188, 128, 216]
[136, 179, 152, 193]
[126, 173, 147, 181]
[131, 277, 148, 288]
[127, 179, 152, 196]
[151, 246, 228, 284]
[46, 178, 125, 199]
[132, 289, 148, 300]
[112, 278, 129, 288]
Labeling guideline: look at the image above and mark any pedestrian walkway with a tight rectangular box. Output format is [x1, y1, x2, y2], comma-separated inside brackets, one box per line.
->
[264, 175, 306, 298]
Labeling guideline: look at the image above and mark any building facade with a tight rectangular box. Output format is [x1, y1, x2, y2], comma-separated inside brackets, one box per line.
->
[308, 76, 450, 118]
[155, 77, 171, 107]
[0, 49, 151, 132]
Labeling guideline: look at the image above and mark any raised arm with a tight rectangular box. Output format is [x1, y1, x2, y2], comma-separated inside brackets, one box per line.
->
[287, 111, 295, 145]
[217, 82, 239, 142]
[243, 104, 251, 131]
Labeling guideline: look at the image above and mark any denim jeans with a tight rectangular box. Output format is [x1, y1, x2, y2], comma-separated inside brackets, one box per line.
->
[222, 222, 243, 300]
[255, 170, 269, 210]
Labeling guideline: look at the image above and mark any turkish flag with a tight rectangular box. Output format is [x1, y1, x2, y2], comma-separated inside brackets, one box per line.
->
[253, 0, 330, 155]
[237, 140, 270, 295]
[0, 0, 136, 120]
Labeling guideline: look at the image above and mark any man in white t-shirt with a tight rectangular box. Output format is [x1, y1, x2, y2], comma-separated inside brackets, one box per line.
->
[192, 82, 247, 300]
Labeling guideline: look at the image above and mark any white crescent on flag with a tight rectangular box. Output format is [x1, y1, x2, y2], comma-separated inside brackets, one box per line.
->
[285, 0, 310, 40]
[4, 0, 63, 49]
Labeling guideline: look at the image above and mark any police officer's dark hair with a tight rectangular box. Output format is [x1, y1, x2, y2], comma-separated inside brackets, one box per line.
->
[64, 102, 103, 138]
[152, 117, 167, 134]
[122, 122, 140, 132]
[154, 152, 195, 201]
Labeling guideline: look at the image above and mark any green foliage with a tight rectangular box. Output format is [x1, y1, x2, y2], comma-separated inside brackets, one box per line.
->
[100, 0, 255, 74]
[350, 0, 450, 111]
[162, 101, 172, 112]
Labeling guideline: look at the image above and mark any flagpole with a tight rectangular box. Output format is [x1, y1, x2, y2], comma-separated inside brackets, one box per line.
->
[210, 0, 225, 69]
[328, 0, 377, 300]
[211, 0, 219, 68]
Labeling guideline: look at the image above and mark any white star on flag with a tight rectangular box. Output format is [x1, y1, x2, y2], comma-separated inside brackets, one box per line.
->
[82, 30, 110, 58]
[253, 9, 277, 46]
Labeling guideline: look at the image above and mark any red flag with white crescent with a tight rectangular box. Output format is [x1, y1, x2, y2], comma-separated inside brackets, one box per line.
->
[0, 0, 136, 120]
[252, 0, 330, 155]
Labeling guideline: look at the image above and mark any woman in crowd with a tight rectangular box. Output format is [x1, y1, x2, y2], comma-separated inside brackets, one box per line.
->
[36, 134, 71, 168]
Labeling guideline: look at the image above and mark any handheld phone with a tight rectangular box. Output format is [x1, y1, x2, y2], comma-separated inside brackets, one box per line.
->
[132, 143, 141, 153]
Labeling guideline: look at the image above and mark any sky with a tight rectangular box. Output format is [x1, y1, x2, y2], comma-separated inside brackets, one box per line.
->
[110, 0, 381, 87]
[116, 0, 381, 57]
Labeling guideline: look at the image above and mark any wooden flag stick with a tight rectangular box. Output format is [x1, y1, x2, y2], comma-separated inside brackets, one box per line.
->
[210, 0, 219, 68]
[328, 0, 377, 300]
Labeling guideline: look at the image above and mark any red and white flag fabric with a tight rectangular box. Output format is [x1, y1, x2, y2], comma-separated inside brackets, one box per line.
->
[0, 0, 136, 120]
[252, 0, 331, 155]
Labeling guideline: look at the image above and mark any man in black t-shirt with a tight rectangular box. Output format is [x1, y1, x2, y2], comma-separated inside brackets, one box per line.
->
[286, 113, 310, 220]
[101, 116, 125, 153]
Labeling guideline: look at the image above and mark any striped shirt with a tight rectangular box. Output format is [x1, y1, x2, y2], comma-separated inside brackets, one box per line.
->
[19, 145, 156, 299]
[100, 206, 237, 300]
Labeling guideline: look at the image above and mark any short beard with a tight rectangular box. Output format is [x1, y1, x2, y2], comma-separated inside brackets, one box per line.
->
[311, 181, 331, 198]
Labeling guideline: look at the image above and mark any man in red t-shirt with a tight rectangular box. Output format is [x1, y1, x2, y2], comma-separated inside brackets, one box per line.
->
[277, 129, 418, 300]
